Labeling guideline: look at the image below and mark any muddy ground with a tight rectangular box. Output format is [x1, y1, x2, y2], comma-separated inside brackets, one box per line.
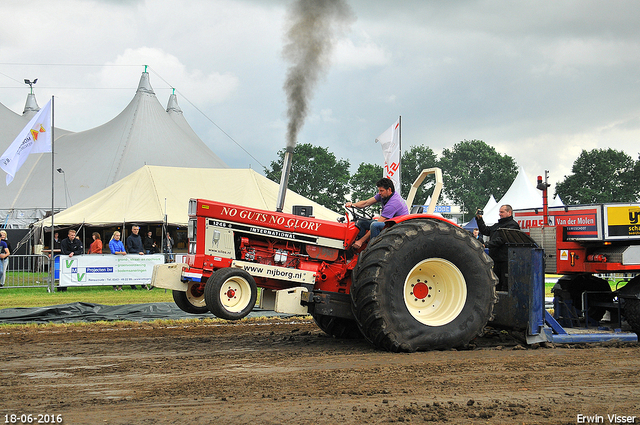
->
[1, 318, 639, 425]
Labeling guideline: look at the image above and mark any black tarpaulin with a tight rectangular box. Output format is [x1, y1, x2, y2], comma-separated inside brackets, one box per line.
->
[0, 302, 288, 324]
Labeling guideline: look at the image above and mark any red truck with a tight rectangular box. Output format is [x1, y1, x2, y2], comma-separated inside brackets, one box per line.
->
[514, 187, 640, 333]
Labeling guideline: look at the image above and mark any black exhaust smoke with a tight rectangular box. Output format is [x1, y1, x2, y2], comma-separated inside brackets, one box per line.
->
[275, 0, 355, 213]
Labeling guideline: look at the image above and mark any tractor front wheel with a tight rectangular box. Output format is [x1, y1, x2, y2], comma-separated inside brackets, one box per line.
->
[204, 268, 258, 320]
[173, 281, 209, 314]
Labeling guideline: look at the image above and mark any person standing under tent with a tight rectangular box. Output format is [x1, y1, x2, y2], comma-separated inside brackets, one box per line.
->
[109, 231, 126, 291]
[53, 232, 61, 250]
[89, 232, 103, 254]
[0, 232, 9, 287]
[0, 231, 11, 287]
[164, 233, 175, 263]
[126, 225, 149, 290]
[60, 229, 83, 258]
[143, 231, 156, 254]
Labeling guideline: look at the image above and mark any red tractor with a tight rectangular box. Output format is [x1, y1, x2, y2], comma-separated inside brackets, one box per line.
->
[152, 169, 498, 352]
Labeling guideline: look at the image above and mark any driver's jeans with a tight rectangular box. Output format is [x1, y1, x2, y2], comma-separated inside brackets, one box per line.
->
[356, 219, 385, 240]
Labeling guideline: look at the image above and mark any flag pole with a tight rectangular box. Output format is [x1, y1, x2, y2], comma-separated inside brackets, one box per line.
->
[49, 96, 55, 292]
[398, 115, 402, 196]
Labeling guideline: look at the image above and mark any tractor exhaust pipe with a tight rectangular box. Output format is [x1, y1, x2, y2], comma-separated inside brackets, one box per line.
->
[275, 148, 294, 212]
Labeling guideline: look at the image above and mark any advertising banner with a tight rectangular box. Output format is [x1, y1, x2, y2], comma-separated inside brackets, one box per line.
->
[59, 254, 165, 287]
[605, 204, 640, 239]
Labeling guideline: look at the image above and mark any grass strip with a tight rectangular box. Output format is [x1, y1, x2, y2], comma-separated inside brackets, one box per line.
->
[0, 285, 174, 310]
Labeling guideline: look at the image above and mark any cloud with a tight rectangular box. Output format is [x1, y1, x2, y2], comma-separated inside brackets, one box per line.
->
[97, 47, 240, 106]
[333, 31, 390, 70]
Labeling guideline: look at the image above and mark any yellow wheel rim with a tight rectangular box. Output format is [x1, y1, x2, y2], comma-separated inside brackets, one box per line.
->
[219, 275, 253, 313]
[186, 281, 206, 308]
[403, 258, 467, 326]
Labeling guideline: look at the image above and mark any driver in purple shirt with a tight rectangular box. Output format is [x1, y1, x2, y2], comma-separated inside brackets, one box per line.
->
[345, 177, 409, 249]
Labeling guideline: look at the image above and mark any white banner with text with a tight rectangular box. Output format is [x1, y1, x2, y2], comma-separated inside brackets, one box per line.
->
[59, 254, 165, 287]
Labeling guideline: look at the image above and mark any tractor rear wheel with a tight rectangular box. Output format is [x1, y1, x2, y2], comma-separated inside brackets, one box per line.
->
[173, 281, 209, 314]
[312, 313, 363, 339]
[204, 268, 258, 320]
[351, 218, 497, 352]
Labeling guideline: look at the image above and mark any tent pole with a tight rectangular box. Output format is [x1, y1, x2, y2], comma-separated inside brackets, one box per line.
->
[398, 115, 401, 196]
[49, 96, 55, 293]
[163, 198, 167, 262]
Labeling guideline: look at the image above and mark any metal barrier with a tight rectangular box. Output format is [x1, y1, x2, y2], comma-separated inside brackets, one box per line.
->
[1, 254, 50, 289]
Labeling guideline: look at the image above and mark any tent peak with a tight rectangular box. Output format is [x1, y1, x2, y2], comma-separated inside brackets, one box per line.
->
[166, 93, 183, 114]
[136, 72, 155, 95]
[23, 93, 40, 115]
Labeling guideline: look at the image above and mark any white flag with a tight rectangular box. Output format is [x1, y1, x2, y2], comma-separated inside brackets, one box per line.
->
[375, 118, 400, 192]
[0, 99, 52, 185]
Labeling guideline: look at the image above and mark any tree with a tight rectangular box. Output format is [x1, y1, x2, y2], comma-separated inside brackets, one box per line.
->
[400, 145, 438, 205]
[555, 148, 638, 204]
[349, 162, 383, 213]
[438, 140, 517, 214]
[264, 143, 351, 212]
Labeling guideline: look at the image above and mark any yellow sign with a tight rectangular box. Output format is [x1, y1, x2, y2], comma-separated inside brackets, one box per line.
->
[607, 205, 640, 237]
[607, 205, 640, 225]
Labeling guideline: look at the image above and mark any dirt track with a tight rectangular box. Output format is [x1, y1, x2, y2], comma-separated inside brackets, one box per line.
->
[1, 318, 639, 425]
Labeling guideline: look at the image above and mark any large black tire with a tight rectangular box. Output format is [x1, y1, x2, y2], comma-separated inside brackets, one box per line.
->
[620, 276, 640, 334]
[312, 313, 363, 339]
[351, 218, 497, 352]
[555, 274, 612, 322]
[172, 281, 209, 315]
[204, 268, 258, 320]
[622, 298, 640, 335]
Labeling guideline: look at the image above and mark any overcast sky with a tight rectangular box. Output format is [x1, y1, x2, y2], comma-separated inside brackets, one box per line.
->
[2, 0, 639, 197]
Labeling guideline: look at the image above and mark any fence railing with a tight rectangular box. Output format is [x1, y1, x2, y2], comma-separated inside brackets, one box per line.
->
[1, 254, 50, 289]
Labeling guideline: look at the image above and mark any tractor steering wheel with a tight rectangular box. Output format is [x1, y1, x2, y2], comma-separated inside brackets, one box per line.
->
[344, 205, 374, 222]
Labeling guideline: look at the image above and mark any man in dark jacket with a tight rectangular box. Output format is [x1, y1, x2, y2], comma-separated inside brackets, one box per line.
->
[126, 226, 144, 255]
[60, 229, 83, 257]
[126, 225, 147, 289]
[476, 204, 520, 291]
[143, 231, 156, 254]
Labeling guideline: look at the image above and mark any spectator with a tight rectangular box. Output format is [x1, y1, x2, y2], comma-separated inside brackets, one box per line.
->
[109, 231, 126, 291]
[89, 232, 103, 254]
[53, 232, 61, 250]
[345, 177, 409, 250]
[143, 231, 156, 254]
[476, 205, 521, 291]
[125, 225, 149, 289]
[472, 228, 484, 246]
[0, 230, 11, 287]
[60, 229, 83, 258]
[164, 232, 175, 263]
[0, 232, 9, 287]
[126, 225, 144, 256]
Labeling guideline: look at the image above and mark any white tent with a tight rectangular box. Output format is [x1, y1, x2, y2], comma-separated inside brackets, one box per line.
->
[482, 166, 563, 224]
[37, 165, 341, 227]
[551, 194, 564, 207]
[1, 72, 227, 228]
[482, 195, 497, 214]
